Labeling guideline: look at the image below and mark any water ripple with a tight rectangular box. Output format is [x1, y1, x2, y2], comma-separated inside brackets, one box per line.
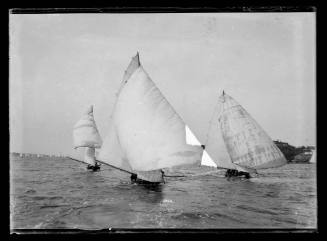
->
[10, 156, 317, 229]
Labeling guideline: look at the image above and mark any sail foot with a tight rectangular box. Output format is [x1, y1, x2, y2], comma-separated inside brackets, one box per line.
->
[251, 156, 287, 169]
[136, 169, 164, 183]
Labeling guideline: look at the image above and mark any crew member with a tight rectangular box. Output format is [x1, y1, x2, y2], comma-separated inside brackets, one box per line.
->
[87, 162, 101, 171]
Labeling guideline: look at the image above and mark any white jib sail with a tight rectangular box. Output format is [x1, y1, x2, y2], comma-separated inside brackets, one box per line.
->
[98, 54, 203, 180]
[73, 105, 102, 165]
[73, 105, 102, 149]
[218, 92, 287, 170]
[185, 125, 217, 167]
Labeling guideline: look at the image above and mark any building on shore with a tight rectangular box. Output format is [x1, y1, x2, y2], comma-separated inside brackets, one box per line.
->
[274, 140, 297, 162]
[274, 140, 315, 163]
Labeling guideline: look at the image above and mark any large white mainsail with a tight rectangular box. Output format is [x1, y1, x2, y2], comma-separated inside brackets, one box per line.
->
[96, 54, 140, 174]
[185, 125, 217, 167]
[98, 53, 204, 182]
[217, 92, 287, 172]
[73, 105, 102, 166]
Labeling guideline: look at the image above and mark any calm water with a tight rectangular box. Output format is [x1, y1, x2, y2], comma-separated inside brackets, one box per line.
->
[10, 155, 317, 229]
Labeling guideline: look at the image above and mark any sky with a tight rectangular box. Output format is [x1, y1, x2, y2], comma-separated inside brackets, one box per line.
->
[9, 13, 316, 155]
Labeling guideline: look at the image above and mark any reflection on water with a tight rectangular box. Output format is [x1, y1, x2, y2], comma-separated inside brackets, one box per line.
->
[10, 156, 317, 229]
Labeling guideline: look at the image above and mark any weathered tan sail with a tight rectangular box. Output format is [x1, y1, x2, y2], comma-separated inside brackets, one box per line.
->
[218, 92, 287, 170]
[203, 105, 243, 171]
[98, 53, 203, 182]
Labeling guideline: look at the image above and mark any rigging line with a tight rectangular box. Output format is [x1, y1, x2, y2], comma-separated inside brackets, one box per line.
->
[163, 175, 186, 178]
[108, 77, 127, 121]
[171, 169, 223, 178]
[204, 98, 220, 147]
[67, 156, 89, 165]
[108, 55, 137, 120]
[107, 54, 140, 121]
[165, 169, 226, 178]
[189, 170, 222, 177]
[95, 159, 134, 174]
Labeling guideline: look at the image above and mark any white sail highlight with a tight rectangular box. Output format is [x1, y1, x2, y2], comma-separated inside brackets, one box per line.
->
[73, 105, 102, 149]
[98, 54, 203, 179]
[218, 93, 287, 170]
[185, 125, 217, 167]
[185, 125, 201, 146]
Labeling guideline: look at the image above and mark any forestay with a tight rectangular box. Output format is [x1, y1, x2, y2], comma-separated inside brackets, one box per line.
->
[218, 92, 287, 170]
[98, 53, 203, 177]
[97, 54, 140, 174]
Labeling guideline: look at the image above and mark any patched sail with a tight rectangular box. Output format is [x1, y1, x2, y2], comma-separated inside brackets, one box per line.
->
[73, 105, 102, 149]
[218, 92, 287, 170]
[185, 125, 217, 167]
[98, 53, 203, 180]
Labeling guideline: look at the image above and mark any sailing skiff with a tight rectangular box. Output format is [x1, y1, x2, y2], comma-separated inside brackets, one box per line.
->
[97, 53, 204, 184]
[202, 91, 287, 178]
[71, 105, 102, 171]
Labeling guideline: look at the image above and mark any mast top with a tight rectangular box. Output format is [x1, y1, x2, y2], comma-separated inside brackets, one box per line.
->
[85, 105, 93, 115]
[135, 51, 140, 65]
